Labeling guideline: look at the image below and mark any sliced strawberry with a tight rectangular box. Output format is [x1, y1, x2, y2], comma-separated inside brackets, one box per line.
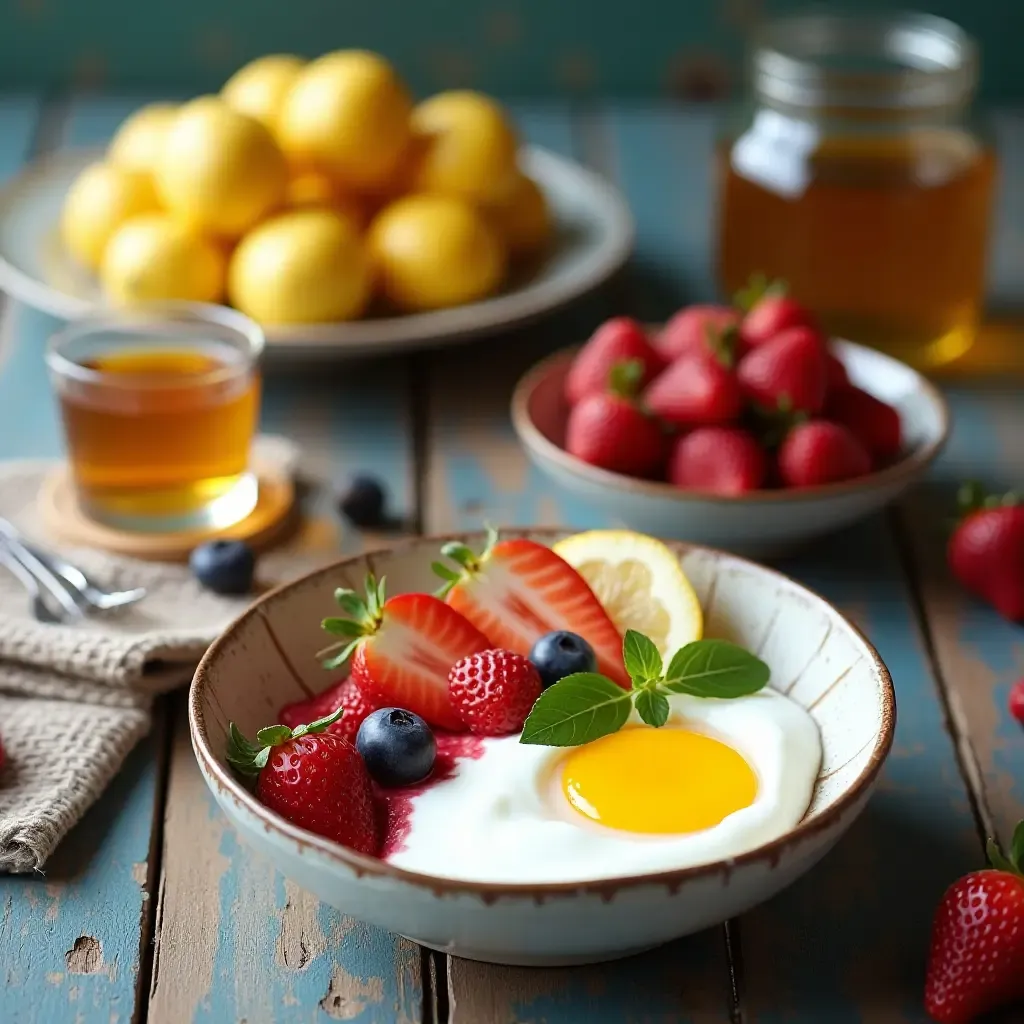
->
[435, 532, 629, 688]
[319, 576, 491, 731]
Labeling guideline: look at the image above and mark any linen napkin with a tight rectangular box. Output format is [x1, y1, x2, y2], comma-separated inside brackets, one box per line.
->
[0, 439, 309, 872]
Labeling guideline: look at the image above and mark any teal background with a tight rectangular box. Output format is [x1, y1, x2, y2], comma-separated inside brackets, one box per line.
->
[2, 0, 1023, 99]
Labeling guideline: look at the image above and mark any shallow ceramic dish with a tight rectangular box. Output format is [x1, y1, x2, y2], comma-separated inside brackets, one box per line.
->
[190, 529, 895, 966]
[0, 146, 632, 362]
[512, 341, 949, 556]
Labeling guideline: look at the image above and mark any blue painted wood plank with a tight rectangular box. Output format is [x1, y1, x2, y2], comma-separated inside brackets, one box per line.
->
[900, 383, 1024, 851]
[738, 519, 982, 1022]
[0, 94, 167, 1024]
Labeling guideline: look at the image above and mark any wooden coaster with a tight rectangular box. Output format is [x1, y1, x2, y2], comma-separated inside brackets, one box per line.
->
[38, 458, 298, 562]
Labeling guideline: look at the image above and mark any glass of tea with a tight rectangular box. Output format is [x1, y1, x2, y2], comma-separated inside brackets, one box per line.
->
[47, 303, 264, 533]
[717, 12, 995, 370]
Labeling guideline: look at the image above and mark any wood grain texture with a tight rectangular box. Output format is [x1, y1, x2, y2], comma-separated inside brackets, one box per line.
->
[0, 94, 170, 1024]
[151, 351, 422, 1024]
[899, 384, 1024, 851]
[426, 102, 733, 1024]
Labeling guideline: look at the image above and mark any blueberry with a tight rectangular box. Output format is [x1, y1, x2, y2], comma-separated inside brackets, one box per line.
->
[189, 540, 256, 595]
[529, 631, 597, 689]
[356, 708, 436, 787]
[338, 475, 387, 528]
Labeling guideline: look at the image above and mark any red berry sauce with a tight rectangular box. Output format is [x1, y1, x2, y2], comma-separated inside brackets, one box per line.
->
[375, 732, 485, 858]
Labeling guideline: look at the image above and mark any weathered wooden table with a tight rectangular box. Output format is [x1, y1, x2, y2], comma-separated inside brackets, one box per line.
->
[0, 93, 1022, 1024]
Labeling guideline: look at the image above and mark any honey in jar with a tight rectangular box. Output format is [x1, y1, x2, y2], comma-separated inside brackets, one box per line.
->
[717, 12, 995, 370]
[47, 306, 263, 532]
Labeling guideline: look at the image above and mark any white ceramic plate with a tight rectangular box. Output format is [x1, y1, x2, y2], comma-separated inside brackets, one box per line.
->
[0, 146, 633, 360]
[190, 530, 895, 966]
[512, 341, 950, 557]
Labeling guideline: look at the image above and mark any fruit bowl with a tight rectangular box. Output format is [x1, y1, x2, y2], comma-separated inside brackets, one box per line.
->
[189, 529, 895, 966]
[0, 146, 632, 362]
[512, 341, 949, 556]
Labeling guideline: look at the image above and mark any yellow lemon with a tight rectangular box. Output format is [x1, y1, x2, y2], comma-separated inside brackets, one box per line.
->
[278, 50, 412, 191]
[284, 171, 365, 228]
[228, 209, 372, 324]
[107, 103, 178, 174]
[553, 530, 704, 658]
[60, 161, 160, 271]
[100, 213, 227, 305]
[368, 194, 506, 312]
[482, 172, 552, 260]
[221, 54, 305, 137]
[156, 96, 287, 237]
[410, 91, 519, 203]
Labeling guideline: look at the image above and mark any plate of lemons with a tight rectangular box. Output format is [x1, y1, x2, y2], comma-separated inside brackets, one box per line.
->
[0, 52, 633, 359]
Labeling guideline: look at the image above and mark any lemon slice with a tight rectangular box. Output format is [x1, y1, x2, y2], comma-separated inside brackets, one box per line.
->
[553, 530, 703, 658]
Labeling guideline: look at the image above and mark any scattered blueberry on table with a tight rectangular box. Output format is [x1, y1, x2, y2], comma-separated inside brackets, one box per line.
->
[529, 630, 597, 689]
[189, 539, 256, 595]
[356, 707, 436, 787]
[338, 475, 388, 528]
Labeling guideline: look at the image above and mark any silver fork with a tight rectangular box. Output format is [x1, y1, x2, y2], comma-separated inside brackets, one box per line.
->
[0, 518, 146, 612]
[0, 542, 68, 624]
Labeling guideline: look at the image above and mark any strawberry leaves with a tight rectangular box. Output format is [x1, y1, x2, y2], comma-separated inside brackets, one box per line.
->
[227, 708, 344, 776]
[520, 629, 770, 747]
[318, 574, 389, 669]
[987, 820, 1024, 877]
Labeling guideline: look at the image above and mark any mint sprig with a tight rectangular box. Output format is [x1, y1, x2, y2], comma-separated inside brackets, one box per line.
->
[520, 629, 770, 747]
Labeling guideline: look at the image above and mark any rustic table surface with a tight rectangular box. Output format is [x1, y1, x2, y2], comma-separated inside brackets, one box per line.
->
[0, 93, 1022, 1024]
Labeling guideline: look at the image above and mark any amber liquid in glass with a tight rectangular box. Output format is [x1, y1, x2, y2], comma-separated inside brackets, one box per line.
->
[58, 345, 260, 521]
[718, 135, 996, 368]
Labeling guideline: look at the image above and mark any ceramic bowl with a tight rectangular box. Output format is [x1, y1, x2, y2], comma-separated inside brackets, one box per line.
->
[190, 529, 896, 967]
[511, 341, 949, 557]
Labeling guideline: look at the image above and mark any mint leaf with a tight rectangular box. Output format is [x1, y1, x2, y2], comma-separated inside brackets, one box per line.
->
[635, 689, 670, 727]
[623, 629, 663, 685]
[520, 673, 632, 747]
[663, 639, 769, 698]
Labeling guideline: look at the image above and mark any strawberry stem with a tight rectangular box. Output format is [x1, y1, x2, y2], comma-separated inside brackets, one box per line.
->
[957, 480, 1022, 517]
[433, 527, 500, 595]
[733, 272, 788, 313]
[608, 359, 644, 399]
[319, 574, 389, 669]
[226, 708, 344, 776]
[986, 823, 1024, 877]
[705, 323, 738, 369]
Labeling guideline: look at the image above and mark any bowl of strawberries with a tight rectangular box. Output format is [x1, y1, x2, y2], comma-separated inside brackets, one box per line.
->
[512, 283, 949, 555]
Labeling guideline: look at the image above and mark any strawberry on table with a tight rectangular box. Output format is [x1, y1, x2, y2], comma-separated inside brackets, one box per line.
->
[948, 483, 1024, 622]
[737, 325, 829, 416]
[826, 385, 902, 464]
[319, 574, 491, 731]
[777, 421, 872, 488]
[655, 304, 742, 361]
[643, 351, 743, 427]
[278, 677, 380, 744]
[227, 708, 378, 855]
[924, 822, 1024, 1023]
[434, 530, 630, 687]
[448, 648, 543, 735]
[565, 317, 665, 405]
[669, 426, 766, 495]
[565, 363, 667, 478]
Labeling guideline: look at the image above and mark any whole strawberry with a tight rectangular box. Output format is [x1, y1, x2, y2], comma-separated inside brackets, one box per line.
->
[278, 677, 380, 744]
[949, 484, 1024, 622]
[1009, 680, 1024, 726]
[737, 326, 829, 416]
[924, 823, 1024, 1023]
[669, 426, 766, 495]
[737, 277, 818, 348]
[778, 421, 871, 488]
[227, 708, 378, 855]
[824, 351, 850, 393]
[827, 385, 902, 465]
[565, 317, 665, 405]
[448, 649, 543, 736]
[643, 351, 742, 427]
[655, 304, 742, 361]
[565, 365, 666, 478]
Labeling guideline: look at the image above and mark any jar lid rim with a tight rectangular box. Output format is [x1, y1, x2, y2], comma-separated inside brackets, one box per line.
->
[752, 11, 978, 111]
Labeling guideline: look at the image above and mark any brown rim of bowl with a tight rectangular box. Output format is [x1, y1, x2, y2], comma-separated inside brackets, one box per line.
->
[510, 342, 950, 506]
[189, 528, 897, 902]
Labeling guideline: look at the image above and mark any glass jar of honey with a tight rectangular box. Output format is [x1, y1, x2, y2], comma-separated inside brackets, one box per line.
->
[717, 12, 995, 369]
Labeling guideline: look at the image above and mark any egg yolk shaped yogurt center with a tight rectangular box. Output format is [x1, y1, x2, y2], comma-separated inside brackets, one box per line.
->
[560, 726, 758, 834]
